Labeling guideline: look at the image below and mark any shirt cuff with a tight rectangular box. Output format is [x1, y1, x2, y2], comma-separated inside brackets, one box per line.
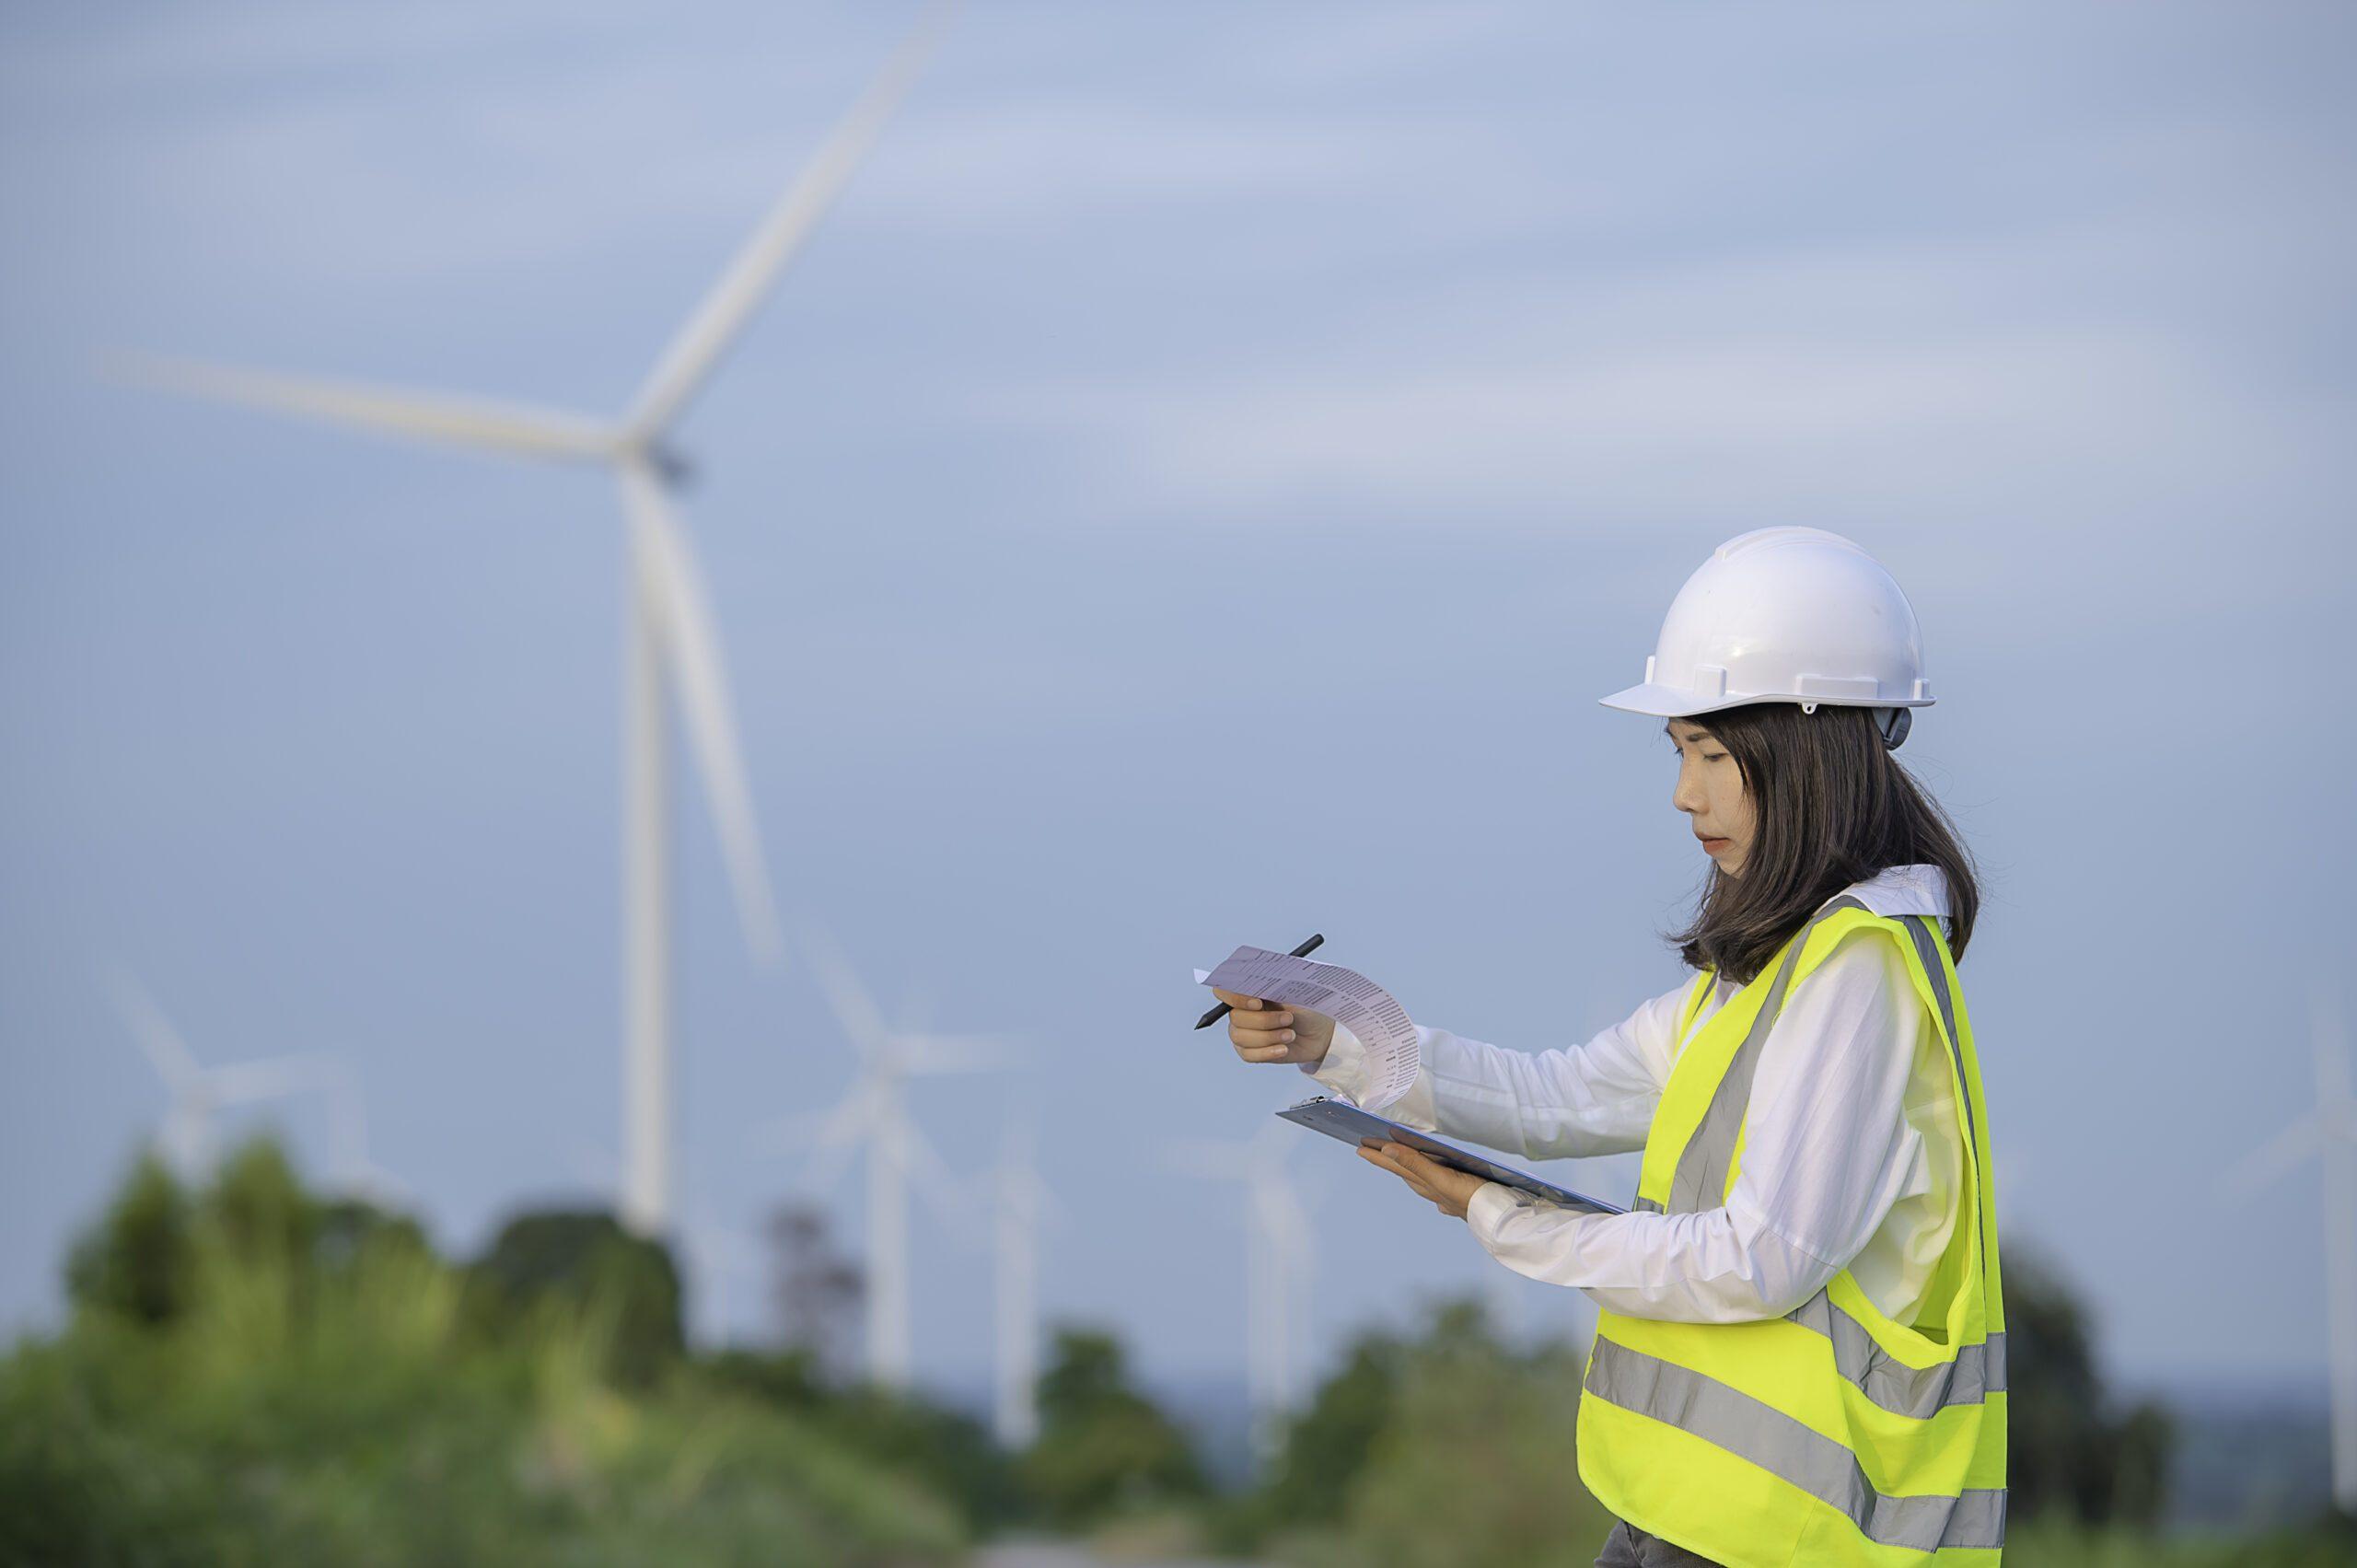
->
[1465, 1181, 1528, 1248]
[1299, 1019, 1373, 1104]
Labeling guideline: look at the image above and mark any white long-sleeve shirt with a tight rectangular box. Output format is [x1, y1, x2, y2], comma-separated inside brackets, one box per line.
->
[1303, 864, 1966, 1326]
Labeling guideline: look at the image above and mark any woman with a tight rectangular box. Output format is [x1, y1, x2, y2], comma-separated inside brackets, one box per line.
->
[1214, 528, 2005, 1567]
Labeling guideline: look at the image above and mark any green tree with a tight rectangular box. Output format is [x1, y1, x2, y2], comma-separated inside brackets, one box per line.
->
[1212, 1324, 1408, 1548]
[467, 1208, 684, 1385]
[1289, 1299, 1612, 1568]
[1019, 1325, 1207, 1527]
[205, 1137, 318, 1265]
[5, 1143, 970, 1568]
[700, 1349, 1023, 1531]
[2003, 1248, 2174, 1528]
[64, 1150, 193, 1325]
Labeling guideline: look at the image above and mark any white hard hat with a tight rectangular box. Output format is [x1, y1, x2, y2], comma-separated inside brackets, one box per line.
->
[1600, 528, 1932, 739]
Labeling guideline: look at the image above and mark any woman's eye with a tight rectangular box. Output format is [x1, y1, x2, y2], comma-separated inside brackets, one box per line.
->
[1701, 751, 1727, 762]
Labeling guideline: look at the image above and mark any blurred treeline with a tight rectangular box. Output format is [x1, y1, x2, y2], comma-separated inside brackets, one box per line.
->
[4, 1139, 2351, 1567]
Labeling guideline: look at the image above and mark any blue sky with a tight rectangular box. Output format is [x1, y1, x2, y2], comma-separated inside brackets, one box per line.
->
[4, 0, 2353, 1404]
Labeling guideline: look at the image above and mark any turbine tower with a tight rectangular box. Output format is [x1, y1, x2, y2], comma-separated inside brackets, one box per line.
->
[1168, 1121, 1318, 1466]
[795, 922, 1018, 1388]
[2226, 986, 2357, 1515]
[126, 2, 959, 1238]
[991, 1109, 1057, 1448]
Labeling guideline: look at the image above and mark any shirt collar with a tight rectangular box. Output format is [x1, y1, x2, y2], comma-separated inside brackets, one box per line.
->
[1837, 862, 1952, 919]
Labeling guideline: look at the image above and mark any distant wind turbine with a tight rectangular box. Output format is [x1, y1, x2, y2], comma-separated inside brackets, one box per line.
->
[122, 1, 960, 1239]
[319, 1058, 411, 1207]
[2225, 986, 2357, 1515]
[790, 921, 1021, 1388]
[681, 1205, 764, 1347]
[108, 966, 340, 1184]
[1167, 1121, 1318, 1466]
[989, 1107, 1059, 1448]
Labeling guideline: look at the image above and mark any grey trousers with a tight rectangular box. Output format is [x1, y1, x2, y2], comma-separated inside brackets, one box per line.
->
[1594, 1519, 1724, 1568]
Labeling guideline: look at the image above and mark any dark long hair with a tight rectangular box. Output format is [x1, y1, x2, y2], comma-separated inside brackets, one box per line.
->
[1670, 703, 1980, 983]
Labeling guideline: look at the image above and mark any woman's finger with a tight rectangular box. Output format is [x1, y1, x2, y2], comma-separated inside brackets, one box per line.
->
[1358, 1143, 1431, 1195]
[1210, 988, 1270, 1009]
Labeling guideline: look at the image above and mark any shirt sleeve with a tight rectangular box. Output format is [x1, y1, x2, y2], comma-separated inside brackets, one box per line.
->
[1460, 927, 1932, 1323]
[1299, 978, 1696, 1159]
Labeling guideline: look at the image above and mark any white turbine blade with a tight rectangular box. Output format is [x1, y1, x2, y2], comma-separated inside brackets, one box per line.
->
[900, 1032, 1028, 1075]
[116, 356, 618, 464]
[2223, 1114, 2323, 1202]
[807, 1086, 883, 1154]
[620, 460, 784, 963]
[105, 964, 201, 1089]
[353, 1161, 413, 1207]
[791, 1085, 882, 1192]
[795, 918, 893, 1057]
[623, 0, 959, 438]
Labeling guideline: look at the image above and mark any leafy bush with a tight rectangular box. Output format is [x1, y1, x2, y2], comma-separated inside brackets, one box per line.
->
[0, 1136, 967, 1568]
[2003, 1246, 2176, 1529]
[1017, 1326, 1208, 1527]
[1226, 1298, 1612, 1568]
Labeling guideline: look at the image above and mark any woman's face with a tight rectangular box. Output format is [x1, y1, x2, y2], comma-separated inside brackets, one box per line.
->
[1667, 720, 1755, 877]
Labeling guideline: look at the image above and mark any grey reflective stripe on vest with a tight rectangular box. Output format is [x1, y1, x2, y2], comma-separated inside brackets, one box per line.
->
[1585, 1339, 2007, 1551]
[1788, 1290, 2008, 1417]
[1898, 913, 1978, 1155]
[1665, 897, 1869, 1215]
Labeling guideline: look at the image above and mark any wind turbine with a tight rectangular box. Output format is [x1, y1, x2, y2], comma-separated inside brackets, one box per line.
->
[989, 1106, 1061, 1448]
[124, 1, 960, 1239]
[1167, 1121, 1318, 1466]
[680, 1205, 765, 1347]
[313, 1057, 417, 1208]
[2226, 986, 2357, 1515]
[791, 921, 1020, 1388]
[108, 966, 341, 1184]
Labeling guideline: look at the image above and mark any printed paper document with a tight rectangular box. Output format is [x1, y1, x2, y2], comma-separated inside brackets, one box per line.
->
[1195, 946, 1420, 1110]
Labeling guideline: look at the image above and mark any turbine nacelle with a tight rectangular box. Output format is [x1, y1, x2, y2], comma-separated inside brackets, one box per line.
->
[646, 443, 698, 491]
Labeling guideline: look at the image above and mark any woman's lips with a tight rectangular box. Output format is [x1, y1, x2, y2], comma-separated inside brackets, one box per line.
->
[1700, 837, 1731, 854]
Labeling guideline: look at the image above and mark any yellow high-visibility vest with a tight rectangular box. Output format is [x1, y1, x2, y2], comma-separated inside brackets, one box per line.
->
[1575, 895, 2007, 1566]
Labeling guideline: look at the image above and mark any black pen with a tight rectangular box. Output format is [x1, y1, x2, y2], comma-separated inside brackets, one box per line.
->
[1193, 933, 1325, 1029]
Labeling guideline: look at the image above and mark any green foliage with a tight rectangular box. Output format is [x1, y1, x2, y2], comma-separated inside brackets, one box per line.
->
[0, 1135, 967, 1568]
[2004, 1246, 2175, 1528]
[1213, 1322, 1408, 1547]
[64, 1150, 192, 1325]
[1017, 1325, 1208, 1527]
[700, 1348, 1024, 1530]
[467, 1208, 685, 1387]
[1227, 1298, 1611, 1568]
[2001, 1516, 2357, 1566]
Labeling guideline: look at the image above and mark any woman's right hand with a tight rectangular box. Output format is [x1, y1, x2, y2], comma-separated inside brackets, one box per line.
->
[1212, 987, 1337, 1068]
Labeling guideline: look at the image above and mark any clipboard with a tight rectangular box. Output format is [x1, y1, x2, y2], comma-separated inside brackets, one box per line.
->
[1278, 1096, 1628, 1216]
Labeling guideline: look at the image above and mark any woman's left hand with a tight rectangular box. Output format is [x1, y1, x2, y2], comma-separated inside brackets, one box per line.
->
[1358, 1141, 1490, 1220]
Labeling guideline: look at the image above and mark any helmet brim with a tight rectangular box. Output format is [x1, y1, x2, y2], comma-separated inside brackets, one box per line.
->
[1597, 681, 1736, 717]
[1598, 682, 1935, 717]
